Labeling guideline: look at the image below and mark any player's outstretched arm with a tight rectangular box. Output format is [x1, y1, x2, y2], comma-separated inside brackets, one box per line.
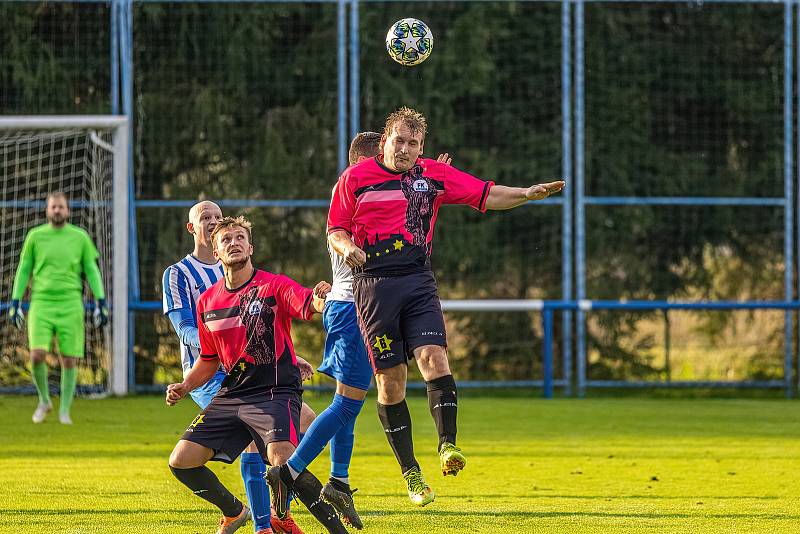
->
[484, 181, 566, 210]
[328, 231, 366, 268]
[165, 358, 220, 405]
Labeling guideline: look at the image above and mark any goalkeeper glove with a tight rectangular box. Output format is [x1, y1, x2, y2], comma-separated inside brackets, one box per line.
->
[8, 300, 24, 330]
[93, 299, 109, 328]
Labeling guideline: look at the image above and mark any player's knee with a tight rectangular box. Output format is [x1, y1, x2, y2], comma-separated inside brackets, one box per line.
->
[168, 448, 185, 469]
[416, 346, 449, 376]
[169, 441, 202, 469]
[376, 379, 405, 404]
[300, 402, 316, 431]
[267, 440, 295, 466]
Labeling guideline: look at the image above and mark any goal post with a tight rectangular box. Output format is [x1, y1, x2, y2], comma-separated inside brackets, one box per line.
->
[0, 116, 129, 396]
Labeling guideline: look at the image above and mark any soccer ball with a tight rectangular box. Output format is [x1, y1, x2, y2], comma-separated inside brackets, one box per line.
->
[385, 18, 434, 66]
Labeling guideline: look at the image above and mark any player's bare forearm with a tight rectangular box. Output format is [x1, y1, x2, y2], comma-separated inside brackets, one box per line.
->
[182, 359, 219, 391]
[328, 231, 354, 257]
[485, 185, 528, 210]
[166, 358, 219, 405]
[485, 181, 565, 210]
[328, 231, 366, 267]
[186, 358, 219, 387]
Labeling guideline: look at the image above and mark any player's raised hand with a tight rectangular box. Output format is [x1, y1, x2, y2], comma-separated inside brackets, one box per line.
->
[436, 153, 452, 165]
[343, 243, 367, 268]
[8, 300, 24, 330]
[165, 382, 188, 406]
[525, 181, 565, 201]
[296, 356, 315, 381]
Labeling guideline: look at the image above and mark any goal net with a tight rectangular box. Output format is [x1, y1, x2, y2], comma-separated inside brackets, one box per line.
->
[0, 117, 128, 396]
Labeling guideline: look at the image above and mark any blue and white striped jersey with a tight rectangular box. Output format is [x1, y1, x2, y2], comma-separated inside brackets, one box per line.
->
[162, 254, 225, 375]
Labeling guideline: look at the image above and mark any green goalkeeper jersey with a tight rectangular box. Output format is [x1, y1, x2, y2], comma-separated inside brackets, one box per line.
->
[11, 223, 105, 302]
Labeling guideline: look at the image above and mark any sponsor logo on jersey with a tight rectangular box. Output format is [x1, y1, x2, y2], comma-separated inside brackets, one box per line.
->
[413, 179, 429, 192]
[248, 300, 263, 316]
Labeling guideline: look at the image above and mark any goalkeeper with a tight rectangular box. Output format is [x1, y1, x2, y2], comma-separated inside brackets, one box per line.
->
[8, 192, 108, 425]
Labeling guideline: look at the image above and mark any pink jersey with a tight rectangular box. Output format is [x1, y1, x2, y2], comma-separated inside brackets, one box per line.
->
[197, 269, 314, 400]
[327, 156, 494, 275]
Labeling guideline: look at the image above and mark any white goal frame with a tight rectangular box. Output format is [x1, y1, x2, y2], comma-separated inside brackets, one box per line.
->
[0, 116, 129, 395]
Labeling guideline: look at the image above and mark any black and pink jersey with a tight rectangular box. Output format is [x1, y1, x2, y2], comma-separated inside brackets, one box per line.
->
[196, 269, 314, 401]
[327, 156, 494, 276]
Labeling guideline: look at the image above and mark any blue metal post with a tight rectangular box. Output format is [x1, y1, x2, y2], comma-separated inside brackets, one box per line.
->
[561, 0, 573, 397]
[349, 0, 360, 139]
[111, 0, 119, 115]
[783, 0, 794, 399]
[575, 0, 586, 398]
[543, 308, 554, 399]
[120, 0, 139, 392]
[337, 0, 347, 172]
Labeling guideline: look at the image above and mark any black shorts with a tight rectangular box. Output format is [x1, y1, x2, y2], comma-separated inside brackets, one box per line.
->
[179, 391, 301, 463]
[353, 270, 447, 371]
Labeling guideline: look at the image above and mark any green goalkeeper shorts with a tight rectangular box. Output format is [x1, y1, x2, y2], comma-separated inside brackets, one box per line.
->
[28, 299, 85, 357]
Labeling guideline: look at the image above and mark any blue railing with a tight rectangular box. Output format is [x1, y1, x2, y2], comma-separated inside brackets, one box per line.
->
[124, 298, 800, 398]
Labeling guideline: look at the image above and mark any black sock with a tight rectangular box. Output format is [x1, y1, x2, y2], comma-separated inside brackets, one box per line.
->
[328, 477, 351, 492]
[292, 469, 348, 534]
[377, 400, 419, 473]
[170, 465, 243, 517]
[427, 374, 458, 449]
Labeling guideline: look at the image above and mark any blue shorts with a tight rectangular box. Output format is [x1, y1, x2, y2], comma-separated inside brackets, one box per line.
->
[317, 300, 373, 391]
[190, 370, 227, 410]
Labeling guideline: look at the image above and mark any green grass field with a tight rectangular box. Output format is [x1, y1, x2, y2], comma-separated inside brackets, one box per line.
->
[1, 393, 799, 533]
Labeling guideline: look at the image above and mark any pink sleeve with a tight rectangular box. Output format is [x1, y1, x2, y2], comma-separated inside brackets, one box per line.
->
[276, 275, 315, 321]
[440, 164, 494, 212]
[327, 171, 356, 235]
[197, 304, 218, 360]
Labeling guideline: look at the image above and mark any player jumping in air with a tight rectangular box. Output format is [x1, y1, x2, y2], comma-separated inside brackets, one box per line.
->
[269, 132, 455, 528]
[9, 192, 108, 425]
[326, 107, 564, 506]
[162, 200, 315, 534]
[166, 215, 348, 534]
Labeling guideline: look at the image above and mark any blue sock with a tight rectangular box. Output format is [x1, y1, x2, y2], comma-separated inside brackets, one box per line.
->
[240, 452, 270, 531]
[287, 394, 364, 475]
[330, 410, 359, 480]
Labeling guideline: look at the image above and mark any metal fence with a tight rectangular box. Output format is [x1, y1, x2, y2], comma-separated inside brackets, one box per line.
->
[1, 0, 798, 397]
